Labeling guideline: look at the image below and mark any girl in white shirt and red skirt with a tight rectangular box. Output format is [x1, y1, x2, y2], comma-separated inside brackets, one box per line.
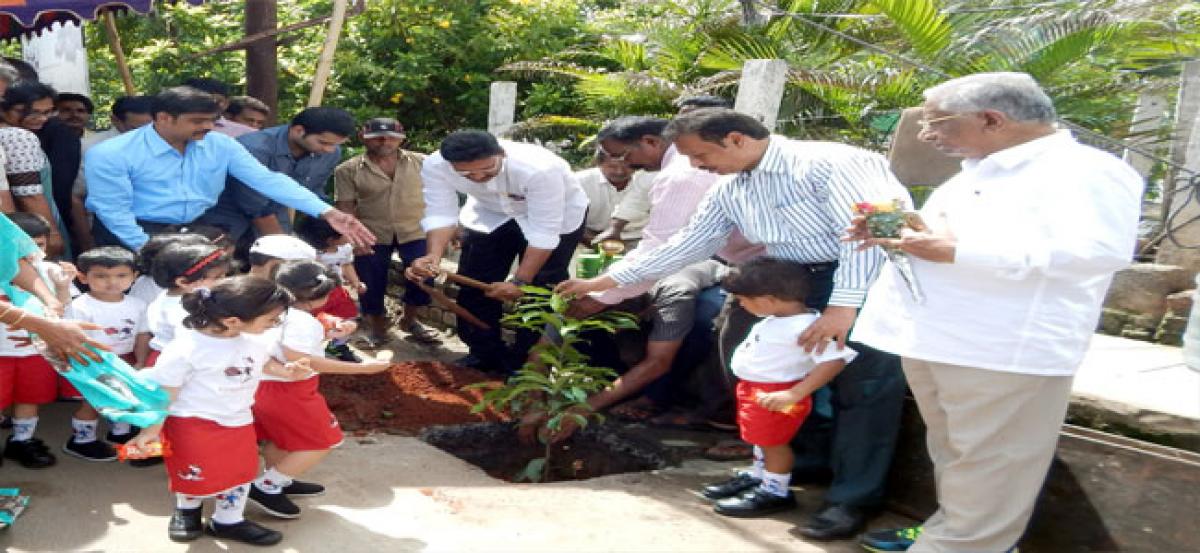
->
[130, 275, 308, 546]
[247, 259, 390, 519]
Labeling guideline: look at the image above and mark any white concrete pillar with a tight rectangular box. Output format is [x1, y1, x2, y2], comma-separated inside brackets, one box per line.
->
[734, 59, 788, 131]
[488, 81, 517, 135]
[1123, 94, 1168, 180]
[22, 21, 90, 95]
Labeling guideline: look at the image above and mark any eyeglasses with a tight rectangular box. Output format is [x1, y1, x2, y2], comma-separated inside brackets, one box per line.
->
[598, 142, 637, 162]
[917, 114, 963, 131]
[454, 156, 505, 179]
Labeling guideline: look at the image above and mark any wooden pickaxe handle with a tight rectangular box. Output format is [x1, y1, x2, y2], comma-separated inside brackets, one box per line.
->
[415, 281, 491, 330]
[440, 271, 492, 291]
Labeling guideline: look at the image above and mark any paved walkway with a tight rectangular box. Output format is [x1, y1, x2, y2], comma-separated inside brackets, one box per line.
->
[0, 402, 910, 552]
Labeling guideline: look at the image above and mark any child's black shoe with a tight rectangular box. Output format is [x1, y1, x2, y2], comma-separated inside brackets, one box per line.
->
[168, 507, 202, 542]
[206, 519, 283, 546]
[4, 437, 56, 468]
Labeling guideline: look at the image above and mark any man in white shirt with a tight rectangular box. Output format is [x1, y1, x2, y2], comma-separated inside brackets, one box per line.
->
[409, 130, 588, 373]
[851, 73, 1143, 552]
[574, 149, 650, 247]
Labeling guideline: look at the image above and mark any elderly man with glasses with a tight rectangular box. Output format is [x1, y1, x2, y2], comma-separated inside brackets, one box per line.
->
[408, 130, 588, 374]
[850, 72, 1143, 552]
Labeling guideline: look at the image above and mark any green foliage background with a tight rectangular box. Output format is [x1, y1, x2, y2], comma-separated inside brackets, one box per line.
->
[4, 0, 1197, 164]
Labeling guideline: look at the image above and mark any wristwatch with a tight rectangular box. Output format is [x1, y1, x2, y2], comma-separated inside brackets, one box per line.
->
[507, 277, 528, 287]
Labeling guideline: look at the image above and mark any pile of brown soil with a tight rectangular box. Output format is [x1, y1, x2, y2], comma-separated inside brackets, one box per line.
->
[320, 361, 506, 435]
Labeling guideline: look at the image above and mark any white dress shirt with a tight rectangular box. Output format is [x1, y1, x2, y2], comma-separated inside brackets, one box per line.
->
[575, 167, 652, 239]
[607, 136, 908, 307]
[420, 140, 589, 250]
[852, 130, 1143, 376]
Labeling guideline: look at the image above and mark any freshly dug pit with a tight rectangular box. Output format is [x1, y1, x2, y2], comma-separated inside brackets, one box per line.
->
[420, 422, 671, 482]
[320, 361, 506, 435]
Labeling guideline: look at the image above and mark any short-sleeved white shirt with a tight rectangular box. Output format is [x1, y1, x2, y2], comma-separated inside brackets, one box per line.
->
[731, 312, 858, 383]
[258, 307, 323, 383]
[146, 292, 187, 350]
[65, 293, 149, 355]
[127, 275, 163, 307]
[317, 243, 353, 281]
[149, 329, 272, 426]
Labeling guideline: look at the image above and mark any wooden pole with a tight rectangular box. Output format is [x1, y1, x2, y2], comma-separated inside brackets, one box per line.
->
[101, 10, 136, 95]
[246, 0, 279, 124]
[307, 0, 349, 107]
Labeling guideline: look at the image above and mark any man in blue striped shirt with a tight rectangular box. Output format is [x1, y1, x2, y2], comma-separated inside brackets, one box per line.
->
[558, 108, 908, 540]
[85, 87, 373, 251]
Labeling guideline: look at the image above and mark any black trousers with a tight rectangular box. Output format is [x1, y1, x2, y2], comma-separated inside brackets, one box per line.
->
[713, 263, 906, 509]
[455, 218, 584, 373]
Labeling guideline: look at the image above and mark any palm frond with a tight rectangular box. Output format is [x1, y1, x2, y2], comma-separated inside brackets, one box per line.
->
[864, 0, 951, 58]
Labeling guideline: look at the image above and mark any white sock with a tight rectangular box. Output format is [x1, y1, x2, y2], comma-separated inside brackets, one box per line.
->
[175, 493, 203, 510]
[11, 416, 37, 441]
[71, 418, 99, 443]
[211, 484, 250, 525]
[750, 446, 765, 480]
[254, 467, 294, 494]
[110, 422, 132, 436]
[760, 470, 791, 498]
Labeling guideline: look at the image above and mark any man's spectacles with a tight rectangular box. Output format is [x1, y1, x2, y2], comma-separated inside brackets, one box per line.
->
[917, 114, 963, 131]
[598, 142, 638, 162]
[454, 156, 505, 179]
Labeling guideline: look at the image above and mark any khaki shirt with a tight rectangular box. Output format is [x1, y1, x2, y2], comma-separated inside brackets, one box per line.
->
[333, 151, 426, 244]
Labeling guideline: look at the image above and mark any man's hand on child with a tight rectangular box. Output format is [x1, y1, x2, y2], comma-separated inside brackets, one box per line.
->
[756, 390, 803, 412]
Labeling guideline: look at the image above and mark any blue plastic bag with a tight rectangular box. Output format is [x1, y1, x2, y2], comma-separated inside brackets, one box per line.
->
[63, 348, 170, 427]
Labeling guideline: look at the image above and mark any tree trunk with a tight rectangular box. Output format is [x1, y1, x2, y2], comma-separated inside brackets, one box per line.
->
[739, 0, 768, 27]
[245, 0, 279, 124]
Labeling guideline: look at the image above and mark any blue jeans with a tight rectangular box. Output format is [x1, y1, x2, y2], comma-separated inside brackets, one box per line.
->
[353, 238, 431, 315]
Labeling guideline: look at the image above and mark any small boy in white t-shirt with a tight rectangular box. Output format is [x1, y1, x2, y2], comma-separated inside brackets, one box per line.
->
[66, 246, 152, 445]
[703, 257, 857, 518]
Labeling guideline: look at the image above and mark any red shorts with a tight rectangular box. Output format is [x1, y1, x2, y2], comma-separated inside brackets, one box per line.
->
[313, 285, 357, 320]
[144, 349, 161, 368]
[736, 380, 813, 447]
[0, 355, 60, 408]
[253, 377, 343, 451]
[163, 417, 259, 496]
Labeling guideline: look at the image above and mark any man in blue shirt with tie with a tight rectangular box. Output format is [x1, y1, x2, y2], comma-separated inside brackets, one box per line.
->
[85, 86, 373, 250]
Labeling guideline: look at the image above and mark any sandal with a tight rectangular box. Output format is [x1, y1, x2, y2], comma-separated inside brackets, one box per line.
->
[609, 399, 662, 422]
[353, 334, 390, 349]
[648, 411, 714, 431]
[402, 322, 442, 345]
[703, 439, 753, 461]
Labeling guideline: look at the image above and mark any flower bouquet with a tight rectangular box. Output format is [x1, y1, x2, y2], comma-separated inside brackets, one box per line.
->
[854, 199, 925, 304]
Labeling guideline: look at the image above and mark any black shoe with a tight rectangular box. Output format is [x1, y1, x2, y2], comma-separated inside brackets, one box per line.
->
[63, 437, 118, 462]
[796, 502, 867, 541]
[106, 428, 137, 444]
[168, 507, 203, 542]
[701, 472, 761, 500]
[453, 354, 485, 370]
[130, 456, 164, 467]
[282, 480, 325, 497]
[326, 343, 361, 363]
[4, 437, 56, 468]
[205, 519, 283, 546]
[249, 485, 301, 519]
[713, 487, 797, 518]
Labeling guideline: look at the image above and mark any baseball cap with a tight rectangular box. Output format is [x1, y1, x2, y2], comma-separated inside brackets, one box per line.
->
[363, 117, 405, 139]
[249, 235, 316, 262]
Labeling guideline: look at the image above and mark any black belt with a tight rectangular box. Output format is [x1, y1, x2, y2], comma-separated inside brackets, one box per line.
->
[712, 256, 838, 274]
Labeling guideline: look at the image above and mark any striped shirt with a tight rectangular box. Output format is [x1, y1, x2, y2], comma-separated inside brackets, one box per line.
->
[607, 136, 910, 308]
